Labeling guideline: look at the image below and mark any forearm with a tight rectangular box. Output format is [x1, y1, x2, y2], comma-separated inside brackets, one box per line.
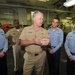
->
[54, 43, 62, 52]
[20, 40, 34, 46]
[3, 39, 8, 52]
[72, 56, 75, 60]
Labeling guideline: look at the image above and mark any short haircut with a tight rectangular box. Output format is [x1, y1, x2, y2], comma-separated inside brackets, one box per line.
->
[13, 19, 19, 24]
[33, 10, 43, 18]
[54, 17, 60, 22]
[73, 22, 75, 24]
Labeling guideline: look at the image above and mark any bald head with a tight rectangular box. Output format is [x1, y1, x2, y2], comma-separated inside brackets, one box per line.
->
[33, 10, 43, 18]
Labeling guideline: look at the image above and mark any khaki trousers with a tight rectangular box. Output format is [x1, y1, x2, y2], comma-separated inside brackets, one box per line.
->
[23, 51, 46, 75]
[13, 45, 24, 71]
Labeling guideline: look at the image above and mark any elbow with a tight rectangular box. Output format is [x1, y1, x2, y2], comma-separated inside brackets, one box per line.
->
[20, 40, 27, 46]
[20, 40, 24, 45]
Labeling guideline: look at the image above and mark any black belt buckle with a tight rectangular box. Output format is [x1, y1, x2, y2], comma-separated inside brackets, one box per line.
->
[0, 49, 3, 52]
[71, 52, 75, 55]
[51, 46, 55, 48]
[34, 54, 38, 56]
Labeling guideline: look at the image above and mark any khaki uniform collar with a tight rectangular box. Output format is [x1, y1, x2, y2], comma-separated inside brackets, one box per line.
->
[30, 25, 42, 30]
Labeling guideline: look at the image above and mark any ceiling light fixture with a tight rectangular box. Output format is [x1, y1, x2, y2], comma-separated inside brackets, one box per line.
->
[38, 0, 49, 2]
[3, 13, 13, 15]
[66, 17, 72, 19]
[63, 0, 75, 7]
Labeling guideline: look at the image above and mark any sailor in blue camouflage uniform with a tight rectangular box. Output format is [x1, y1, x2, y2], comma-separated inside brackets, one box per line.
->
[47, 17, 63, 75]
[0, 28, 8, 75]
[65, 22, 75, 75]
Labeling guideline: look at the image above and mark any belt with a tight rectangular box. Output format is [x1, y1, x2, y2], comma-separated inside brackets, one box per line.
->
[27, 51, 42, 56]
[71, 52, 75, 55]
[0, 49, 3, 52]
[51, 46, 56, 48]
[27, 53, 39, 56]
[34, 53, 39, 56]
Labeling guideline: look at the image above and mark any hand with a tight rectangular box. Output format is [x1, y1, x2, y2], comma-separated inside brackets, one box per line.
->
[33, 36, 42, 45]
[41, 36, 50, 46]
[68, 56, 73, 61]
[49, 50, 54, 54]
[0, 52, 5, 57]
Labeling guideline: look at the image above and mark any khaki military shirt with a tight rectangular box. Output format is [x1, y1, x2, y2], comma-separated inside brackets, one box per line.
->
[19, 25, 48, 53]
[6, 28, 23, 45]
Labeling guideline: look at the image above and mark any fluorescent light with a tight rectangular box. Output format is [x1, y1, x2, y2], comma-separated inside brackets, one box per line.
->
[66, 17, 72, 19]
[31, 11, 34, 18]
[38, 0, 49, 2]
[3, 13, 13, 15]
[63, 0, 75, 7]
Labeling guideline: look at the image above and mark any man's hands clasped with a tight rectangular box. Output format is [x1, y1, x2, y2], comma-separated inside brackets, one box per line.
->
[32, 36, 50, 46]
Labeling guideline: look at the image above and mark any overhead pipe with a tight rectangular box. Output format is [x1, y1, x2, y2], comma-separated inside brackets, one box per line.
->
[0, 3, 74, 13]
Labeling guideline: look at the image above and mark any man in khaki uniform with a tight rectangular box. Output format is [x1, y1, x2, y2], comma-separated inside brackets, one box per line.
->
[6, 20, 24, 75]
[19, 11, 49, 75]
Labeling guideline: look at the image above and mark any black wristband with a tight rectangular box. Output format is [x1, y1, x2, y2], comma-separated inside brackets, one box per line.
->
[47, 45, 51, 51]
[3, 52, 6, 54]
